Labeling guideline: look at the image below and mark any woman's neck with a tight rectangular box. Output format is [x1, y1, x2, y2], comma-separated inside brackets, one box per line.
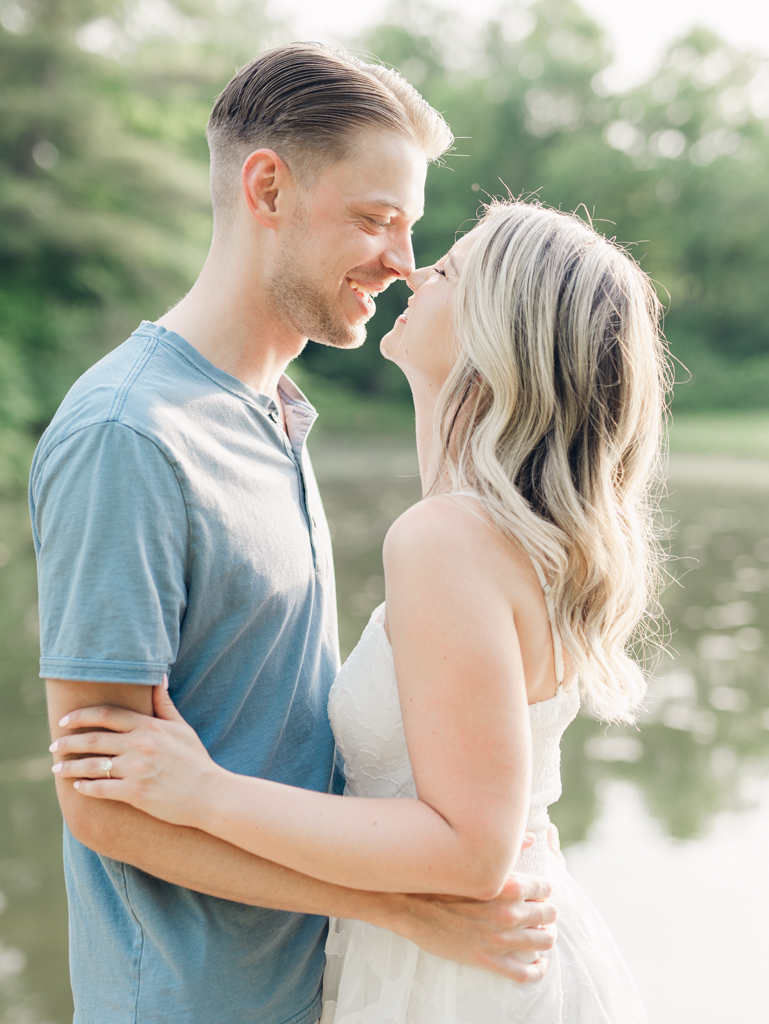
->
[410, 377, 447, 498]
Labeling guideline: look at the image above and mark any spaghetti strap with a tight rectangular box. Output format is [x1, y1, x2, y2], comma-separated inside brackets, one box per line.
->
[448, 490, 565, 687]
[527, 555, 565, 687]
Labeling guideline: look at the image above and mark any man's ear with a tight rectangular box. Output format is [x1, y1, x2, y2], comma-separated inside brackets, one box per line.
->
[241, 148, 294, 229]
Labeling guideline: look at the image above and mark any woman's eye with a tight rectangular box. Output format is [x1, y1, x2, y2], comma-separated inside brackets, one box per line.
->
[435, 268, 447, 277]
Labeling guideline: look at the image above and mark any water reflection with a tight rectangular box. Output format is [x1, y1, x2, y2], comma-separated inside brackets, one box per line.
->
[559, 485, 769, 844]
[1, 445, 768, 1019]
[0, 498, 70, 1024]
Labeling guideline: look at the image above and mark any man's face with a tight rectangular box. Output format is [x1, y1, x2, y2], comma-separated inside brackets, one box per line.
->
[267, 132, 427, 349]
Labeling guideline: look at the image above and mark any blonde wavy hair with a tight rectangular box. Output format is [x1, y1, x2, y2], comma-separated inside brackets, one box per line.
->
[437, 201, 671, 723]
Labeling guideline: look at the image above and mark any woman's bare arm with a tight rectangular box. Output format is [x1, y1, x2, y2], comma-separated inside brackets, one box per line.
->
[47, 678, 556, 983]
[53, 499, 532, 900]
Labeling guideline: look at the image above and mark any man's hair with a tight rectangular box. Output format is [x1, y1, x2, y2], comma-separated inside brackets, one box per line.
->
[206, 42, 454, 221]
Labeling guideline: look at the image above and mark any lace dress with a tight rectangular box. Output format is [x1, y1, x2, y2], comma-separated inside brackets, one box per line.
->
[320, 555, 648, 1023]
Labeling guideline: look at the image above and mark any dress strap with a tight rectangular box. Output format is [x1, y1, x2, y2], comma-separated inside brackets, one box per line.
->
[526, 555, 565, 686]
[448, 491, 565, 687]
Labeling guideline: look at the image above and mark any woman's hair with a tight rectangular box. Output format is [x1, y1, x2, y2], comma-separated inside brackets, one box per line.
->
[438, 200, 671, 723]
[207, 42, 453, 223]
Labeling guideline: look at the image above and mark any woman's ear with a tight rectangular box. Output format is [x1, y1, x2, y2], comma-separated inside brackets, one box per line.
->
[241, 148, 293, 228]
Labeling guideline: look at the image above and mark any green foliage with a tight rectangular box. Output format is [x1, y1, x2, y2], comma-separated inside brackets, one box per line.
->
[300, 0, 769, 413]
[0, 0, 274, 490]
[1, 0, 768, 490]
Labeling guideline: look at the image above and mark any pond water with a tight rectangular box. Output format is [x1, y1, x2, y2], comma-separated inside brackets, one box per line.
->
[1, 440, 768, 1023]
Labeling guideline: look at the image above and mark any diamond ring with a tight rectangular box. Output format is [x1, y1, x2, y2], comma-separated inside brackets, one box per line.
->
[102, 759, 113, 779]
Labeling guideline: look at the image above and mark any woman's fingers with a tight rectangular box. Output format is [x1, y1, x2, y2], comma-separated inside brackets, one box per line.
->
[57, 704, 146, 733]
[72, 778, 131, 801]
[49, 730, 126, 757]
[53, 755, 121, 780]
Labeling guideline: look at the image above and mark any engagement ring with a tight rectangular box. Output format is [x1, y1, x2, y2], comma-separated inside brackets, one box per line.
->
[102, 759, 113, 779]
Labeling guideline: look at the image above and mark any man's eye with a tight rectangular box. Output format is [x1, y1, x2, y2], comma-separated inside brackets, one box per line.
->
[368, 217, 390, 229]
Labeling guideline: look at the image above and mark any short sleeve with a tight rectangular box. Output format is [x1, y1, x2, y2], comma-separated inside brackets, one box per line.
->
[31, 422, 188, 684]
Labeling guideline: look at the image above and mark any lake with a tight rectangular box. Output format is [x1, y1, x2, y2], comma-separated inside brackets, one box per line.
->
[1, 439, 768, 1023]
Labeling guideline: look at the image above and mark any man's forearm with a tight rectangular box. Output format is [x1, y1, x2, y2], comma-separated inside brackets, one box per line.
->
[47, 679, 398, 925]
[46, 680, 556, 985]
[59, 786, 556, 983]
[61, 784, 400, 924]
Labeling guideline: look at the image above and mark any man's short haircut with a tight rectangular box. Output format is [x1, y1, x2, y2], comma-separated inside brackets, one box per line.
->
[206, 42, 454, 222]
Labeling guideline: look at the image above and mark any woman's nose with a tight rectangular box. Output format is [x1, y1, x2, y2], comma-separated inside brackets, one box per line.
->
[406, 265, 431, 292]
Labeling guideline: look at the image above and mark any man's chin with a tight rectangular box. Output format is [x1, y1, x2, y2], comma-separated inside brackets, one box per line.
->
[312, 321, 367, 350]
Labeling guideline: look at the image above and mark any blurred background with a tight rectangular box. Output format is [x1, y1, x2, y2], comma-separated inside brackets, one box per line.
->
[1, 0, 768, 1021]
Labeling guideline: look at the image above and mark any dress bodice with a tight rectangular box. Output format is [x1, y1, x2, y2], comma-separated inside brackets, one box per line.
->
[327, 602, 580, 875]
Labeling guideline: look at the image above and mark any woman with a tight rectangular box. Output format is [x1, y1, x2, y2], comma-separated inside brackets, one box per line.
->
[52, 200, 667, 1022]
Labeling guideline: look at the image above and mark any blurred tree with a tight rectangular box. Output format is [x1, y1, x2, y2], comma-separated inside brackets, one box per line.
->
[298, 0, 623, 396]
[591, 29, 769, 409]
[300, 0, 769, 413]
[2, 0, 768, 491]
[0, 0, 274, 490]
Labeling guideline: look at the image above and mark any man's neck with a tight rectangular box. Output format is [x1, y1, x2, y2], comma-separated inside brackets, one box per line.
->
[157, 237, 305, 402]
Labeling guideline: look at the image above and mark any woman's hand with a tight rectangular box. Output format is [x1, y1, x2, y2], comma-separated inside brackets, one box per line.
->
[49, 684, 224, 828]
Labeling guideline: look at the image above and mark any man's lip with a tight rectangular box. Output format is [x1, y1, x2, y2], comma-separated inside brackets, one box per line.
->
[345, 278, 393, 295]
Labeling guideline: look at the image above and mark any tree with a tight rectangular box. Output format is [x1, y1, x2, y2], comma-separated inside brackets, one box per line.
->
[299, 0, 769, 413]
[0, 0, 274, 489]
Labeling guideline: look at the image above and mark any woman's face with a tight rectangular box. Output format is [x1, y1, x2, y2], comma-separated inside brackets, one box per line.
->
[380, 230, 478, 388]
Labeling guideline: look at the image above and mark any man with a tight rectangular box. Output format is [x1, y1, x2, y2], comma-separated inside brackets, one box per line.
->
[32, 44, 556, 1024]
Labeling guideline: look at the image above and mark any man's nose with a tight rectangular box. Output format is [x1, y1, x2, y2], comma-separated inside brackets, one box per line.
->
[381, 227, 416, 280]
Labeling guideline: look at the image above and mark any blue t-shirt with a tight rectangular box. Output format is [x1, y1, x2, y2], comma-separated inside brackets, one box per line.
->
[29, 322, 341, 1024]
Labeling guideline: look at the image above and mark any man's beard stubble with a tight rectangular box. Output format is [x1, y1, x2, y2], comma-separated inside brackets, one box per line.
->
[267, 219, 366, 350]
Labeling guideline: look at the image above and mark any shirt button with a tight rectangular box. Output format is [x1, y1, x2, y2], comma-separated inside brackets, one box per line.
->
[269, 409, 278, 422]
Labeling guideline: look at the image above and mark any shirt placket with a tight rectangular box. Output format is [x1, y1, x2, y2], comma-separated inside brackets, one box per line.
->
[268, 399, 322, 570]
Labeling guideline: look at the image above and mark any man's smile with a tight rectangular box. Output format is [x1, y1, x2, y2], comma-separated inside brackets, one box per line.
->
[345, 276, 397, 317]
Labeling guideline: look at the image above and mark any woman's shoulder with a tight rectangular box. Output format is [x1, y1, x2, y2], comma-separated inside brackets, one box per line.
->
[385, 493, 489, 549]
[383, 495, 532, 589]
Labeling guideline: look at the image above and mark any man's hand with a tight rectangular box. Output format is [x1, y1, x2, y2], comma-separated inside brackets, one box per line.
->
[384, 871, 556, 983]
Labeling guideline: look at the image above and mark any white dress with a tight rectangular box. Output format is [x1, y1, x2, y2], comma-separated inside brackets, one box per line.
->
[320, 553, 648, 1023]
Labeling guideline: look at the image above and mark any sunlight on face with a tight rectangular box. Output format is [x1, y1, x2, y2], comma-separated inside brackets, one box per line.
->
[267, 132, 427, 349]
[380, 228, 479, 385]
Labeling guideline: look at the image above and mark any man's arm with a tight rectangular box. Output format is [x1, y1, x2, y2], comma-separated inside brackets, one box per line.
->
[48, 679, 555, 981]
[49, 679, 372, 913]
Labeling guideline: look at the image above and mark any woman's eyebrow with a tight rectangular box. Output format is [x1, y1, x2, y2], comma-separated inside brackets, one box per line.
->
[447, 253, 460, 276]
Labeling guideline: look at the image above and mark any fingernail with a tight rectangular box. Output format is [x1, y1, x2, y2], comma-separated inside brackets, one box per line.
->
[58, 715, 70, 727]
[49, 740, 59, 752]
[73, 781, 81, 790]
[163, 674, 169, 690]
[51, 763, 62, 774]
